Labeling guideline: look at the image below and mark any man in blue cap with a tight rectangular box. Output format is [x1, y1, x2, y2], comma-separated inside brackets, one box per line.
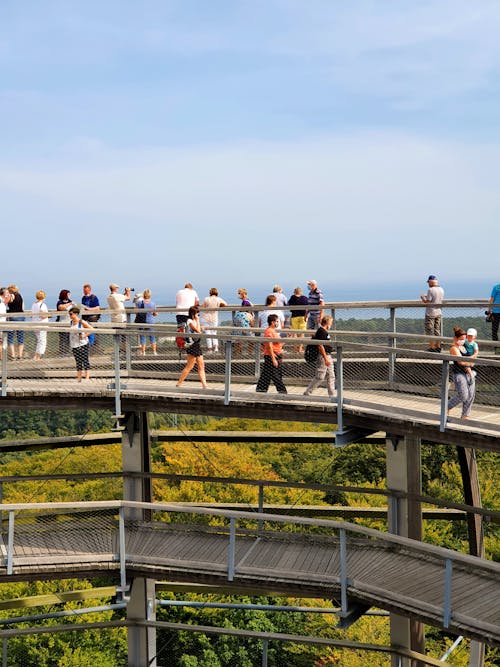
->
[420, 275, 444, 352]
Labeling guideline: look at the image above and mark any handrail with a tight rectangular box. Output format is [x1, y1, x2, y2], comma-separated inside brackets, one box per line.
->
[1, 499, 499, 575]
[11, 297, 492, 318]
[0, 470, 498, 521]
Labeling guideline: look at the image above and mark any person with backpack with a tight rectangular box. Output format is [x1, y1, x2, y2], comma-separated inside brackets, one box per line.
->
[176, 306, 207, 389]
[303, 315, 335, 397]
[68, 307, 93, 381]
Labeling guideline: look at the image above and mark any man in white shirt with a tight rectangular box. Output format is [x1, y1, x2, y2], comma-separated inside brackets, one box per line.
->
[107, 283, 132, 324]
[175, 282, 199, 325]
[420, 275, 445, 352]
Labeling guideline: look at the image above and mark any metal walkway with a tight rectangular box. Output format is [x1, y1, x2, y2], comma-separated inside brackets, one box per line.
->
[1, 501, 499, 647]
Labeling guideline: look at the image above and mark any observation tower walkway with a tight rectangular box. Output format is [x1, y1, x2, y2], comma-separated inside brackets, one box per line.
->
[1, 501, 499, 648]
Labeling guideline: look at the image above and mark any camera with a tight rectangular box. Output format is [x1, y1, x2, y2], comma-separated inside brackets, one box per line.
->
[124, 287, 135, 293]
[485, 310, 493, 322]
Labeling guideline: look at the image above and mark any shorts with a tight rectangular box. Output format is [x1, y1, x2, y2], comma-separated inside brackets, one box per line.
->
[291, 316, 307, 331]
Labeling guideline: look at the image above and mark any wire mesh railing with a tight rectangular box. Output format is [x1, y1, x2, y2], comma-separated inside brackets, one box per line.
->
[0, 500, 499, 639]
[1, 299, 499, 435]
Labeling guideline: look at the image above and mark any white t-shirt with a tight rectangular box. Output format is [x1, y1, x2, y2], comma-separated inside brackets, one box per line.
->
[107, 292, 128, 323]
[32, 301, 48, 321]
[258, 309, 284, 329]
[201, 295, 227, 327]
[176, 288, 199, 316]
[0, 301, 6, 323]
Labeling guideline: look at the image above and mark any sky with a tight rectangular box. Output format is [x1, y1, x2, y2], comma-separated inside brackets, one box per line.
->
[1, 0, 499, 303]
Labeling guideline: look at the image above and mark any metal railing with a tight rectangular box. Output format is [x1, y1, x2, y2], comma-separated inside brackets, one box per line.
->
[0, 500, 498, 638]
[1, 299, 499, 435]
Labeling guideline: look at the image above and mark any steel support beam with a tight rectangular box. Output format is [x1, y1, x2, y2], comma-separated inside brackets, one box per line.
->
[121, 411, 156, 667]
[386, 434, 424, 667]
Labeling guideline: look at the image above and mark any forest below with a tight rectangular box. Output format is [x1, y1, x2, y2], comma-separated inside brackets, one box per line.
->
[0, 409, 498, 667]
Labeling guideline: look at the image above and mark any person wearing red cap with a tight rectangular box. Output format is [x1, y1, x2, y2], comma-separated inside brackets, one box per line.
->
[420, 275, 444, 352]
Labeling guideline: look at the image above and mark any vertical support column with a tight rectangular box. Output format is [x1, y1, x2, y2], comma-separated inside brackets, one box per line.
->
[386, 434, 424, 667]
[456, 446, 485, 667]
[121, 411, 156, 667]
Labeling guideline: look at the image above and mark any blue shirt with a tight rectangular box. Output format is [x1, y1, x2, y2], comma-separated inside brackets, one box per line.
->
[491, 284, 500, 314]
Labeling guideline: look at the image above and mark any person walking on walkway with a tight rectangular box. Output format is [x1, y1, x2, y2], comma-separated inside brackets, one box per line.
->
[448, 326, 475, 420]
[304, 315, 335, 397]
[256, 314, 287, 394]
[176, 306, 207, 389]
[420, 275, 444, 352]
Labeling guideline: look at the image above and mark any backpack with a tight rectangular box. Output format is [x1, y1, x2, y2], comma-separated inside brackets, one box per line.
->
[304, 344, 318, 363]
[175, 323, 193, 350]
[134, 300, 147, 324]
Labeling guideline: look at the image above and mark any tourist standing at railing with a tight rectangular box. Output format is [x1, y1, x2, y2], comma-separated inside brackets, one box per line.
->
[175, 282, 199, 326]
[176, 306, 207, 389]
[56, 289, 77, 356]
[258, 294, 284, 329]
[135, 289, 158, 356]
[487, 282, 500, 352]
[233, 288, 254, 356]
[288, 287, 309, 353]
[6, 285, 25, 360]
[448, 326, 475, 420]
[420, 275, 444, 352]
[256, 314, 287, 394]
[306, 279, 324, 330]
[107, 284, 132, 323]
[31, 290, 49, 360]
[201, 287, 227, 354]
[68, 307, 93, 381]
[304, 315, 335, 397]
[0, 287, 9, 361]
[272, 284, 288, 326]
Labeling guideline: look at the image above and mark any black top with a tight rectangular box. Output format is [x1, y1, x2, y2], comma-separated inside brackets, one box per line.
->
[288, 294, 309, 317]
[7, 292, 23, 313]
[314, 325, 333, 355]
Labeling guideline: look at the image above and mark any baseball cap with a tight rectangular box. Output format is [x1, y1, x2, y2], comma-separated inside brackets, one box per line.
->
[307, 279, 317, 285]
[466, 328, 477, 337]
[109, 283, 120, 290]
[427, 275, 437, 281]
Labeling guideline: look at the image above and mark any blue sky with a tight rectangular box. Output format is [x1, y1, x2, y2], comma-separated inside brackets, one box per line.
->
[1, 0, 499, 303]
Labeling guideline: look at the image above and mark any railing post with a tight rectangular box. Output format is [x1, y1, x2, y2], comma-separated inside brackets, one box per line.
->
[224, 339, 232, 406]
[440, 360, 450, 432]
[125, 313, 132, 372]
[2, 637, 7, 667]
[336, 344, 344, 433]
[388, 307, 396, 384]
[262, 638, 269, 667]
[254, 339, 261, 379]
[7, 510, 15, 575]
[228, 517, 236, 581]
[1, 334, 7, 397]
[339, 528, 349, 617]
[113, 333, 123, 421]
[118, 506, 127, 594]
[258, 484, 264, 531]
[443, 558, 453, 628]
